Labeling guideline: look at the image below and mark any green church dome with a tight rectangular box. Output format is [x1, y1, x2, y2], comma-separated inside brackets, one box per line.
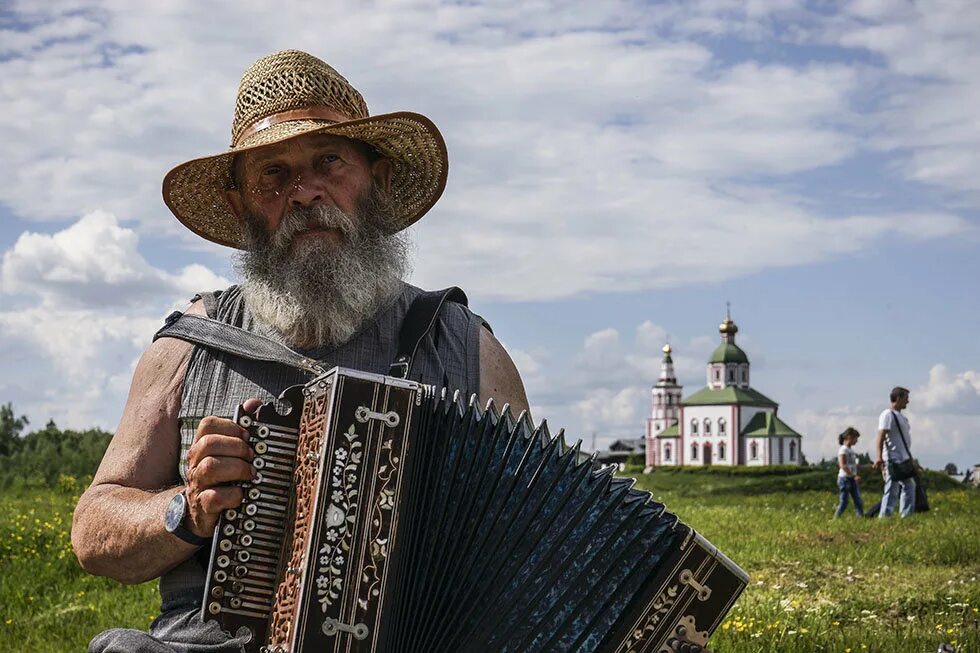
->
[708, 342, 749, 364]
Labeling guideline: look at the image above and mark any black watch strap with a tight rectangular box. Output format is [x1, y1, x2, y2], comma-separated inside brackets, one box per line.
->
[171, 523, 211, 547]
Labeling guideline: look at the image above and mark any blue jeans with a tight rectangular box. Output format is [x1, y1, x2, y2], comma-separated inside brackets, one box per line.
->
[879, 463, 916, 518]
[835, 476, 864, 517]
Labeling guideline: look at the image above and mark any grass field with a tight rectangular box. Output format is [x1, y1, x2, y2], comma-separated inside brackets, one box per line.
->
[1, 470, 977, 652]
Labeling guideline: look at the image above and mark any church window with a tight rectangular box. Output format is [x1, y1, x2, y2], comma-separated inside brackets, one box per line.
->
[719, 418, 726, 434]
[750, 441, 758, 460]
[690, 419, 698, 436]
[704, 419, 711, 435]
[714, 369, 720, 381]
[664, 444, 672, 461]
[741, 369, 747, 383]
[719, 441, 726, 459]
[691, 443, 698, 460]
[727, 368, 734, 382]
[789, 440, 796, 461]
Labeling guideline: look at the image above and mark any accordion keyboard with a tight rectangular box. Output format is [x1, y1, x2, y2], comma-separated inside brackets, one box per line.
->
[202, 388, 304, 646]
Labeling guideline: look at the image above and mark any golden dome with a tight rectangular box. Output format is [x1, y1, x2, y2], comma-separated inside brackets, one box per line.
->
[719, 318, 738, 335]
[662, 343, 672, 354]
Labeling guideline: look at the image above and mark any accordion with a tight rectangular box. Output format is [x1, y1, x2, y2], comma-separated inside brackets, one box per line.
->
[202, 367, 747, 652]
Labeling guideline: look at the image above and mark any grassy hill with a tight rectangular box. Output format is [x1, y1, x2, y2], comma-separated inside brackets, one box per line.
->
[1, 469, 977, 652]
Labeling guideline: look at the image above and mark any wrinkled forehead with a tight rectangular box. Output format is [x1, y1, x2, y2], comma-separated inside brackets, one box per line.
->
[245, 133, 362, 165]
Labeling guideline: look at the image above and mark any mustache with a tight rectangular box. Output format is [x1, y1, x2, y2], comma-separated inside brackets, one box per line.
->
[271, 205, 357, 250]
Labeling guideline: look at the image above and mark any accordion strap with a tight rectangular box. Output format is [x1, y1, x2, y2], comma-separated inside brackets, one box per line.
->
[152, 287, 471, 380]
[153, 311, 326, 375]
[388, 286, 468, 379]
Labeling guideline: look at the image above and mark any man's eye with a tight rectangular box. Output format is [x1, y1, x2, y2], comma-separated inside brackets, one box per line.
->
[318, 155, 339, 167]
[262, 165, 284, 177]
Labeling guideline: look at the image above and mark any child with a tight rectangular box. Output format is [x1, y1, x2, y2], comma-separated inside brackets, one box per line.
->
[835, 427, 865, 518]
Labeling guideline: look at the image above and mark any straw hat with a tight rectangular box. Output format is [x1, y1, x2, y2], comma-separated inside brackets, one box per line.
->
[163, 50, 448, 248]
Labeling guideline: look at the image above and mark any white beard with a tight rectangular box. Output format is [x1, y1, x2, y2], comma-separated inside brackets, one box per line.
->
[235, 187, 410, 348]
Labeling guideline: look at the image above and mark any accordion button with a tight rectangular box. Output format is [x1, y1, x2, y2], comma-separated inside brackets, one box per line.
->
[214, 570, 227, 583]
[222, 524, 235, 537]
[232, 581, 245, 594]
[235, 565, 248, 578]
[210, 586, 224, 599]
[248, 488, 261, 500]
[219, 539, 233, 552]
[217, 555, 230, 568]
[245, 504, 258, 516]
[253, 458, 265, 470]
[257, 425, 269, 438]
[229, 597, 242, 609]
[243, 520, 256, 531]
[237, 550, 250, 563]
[238, 415, 252, 428]
[240, 534, 253, 546]
[255, 441, 268, 454]
[208, 602, 221, 615]
[224, 509, 237, 520]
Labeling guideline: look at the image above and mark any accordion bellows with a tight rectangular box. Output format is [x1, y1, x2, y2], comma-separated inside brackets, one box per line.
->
[202, 368, 747, 652]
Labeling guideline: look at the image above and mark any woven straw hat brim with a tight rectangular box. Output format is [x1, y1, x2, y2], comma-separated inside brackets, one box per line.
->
[162, 111, 448, 249]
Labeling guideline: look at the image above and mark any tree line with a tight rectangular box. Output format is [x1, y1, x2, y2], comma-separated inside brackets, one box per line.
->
[0, 403, 112, 490]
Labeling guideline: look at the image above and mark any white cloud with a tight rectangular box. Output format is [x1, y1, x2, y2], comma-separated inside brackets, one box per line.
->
[2, 1, 975, 304]
[1, 211, 230, 308]
[0, 211, 231, 430]
[914, 364, 980, 414]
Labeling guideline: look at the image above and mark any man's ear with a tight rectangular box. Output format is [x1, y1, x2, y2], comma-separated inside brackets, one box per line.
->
[372, 158, 393, 194]
[225, 189, 245, 218]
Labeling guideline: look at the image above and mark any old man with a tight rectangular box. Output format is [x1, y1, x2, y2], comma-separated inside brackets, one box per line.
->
[71, 50, 528, 652]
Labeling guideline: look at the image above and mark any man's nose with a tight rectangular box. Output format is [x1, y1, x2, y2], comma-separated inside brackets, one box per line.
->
[288, 169, 327, 208]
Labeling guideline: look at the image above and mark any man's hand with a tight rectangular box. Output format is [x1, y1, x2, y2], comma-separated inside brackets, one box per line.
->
[854, 474, 861, 483]
[184, 399, 262, 538]
[872, 459, 883, 471]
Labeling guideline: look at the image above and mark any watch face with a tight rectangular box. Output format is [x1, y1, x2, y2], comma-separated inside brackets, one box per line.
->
[164, 492, 187, 533]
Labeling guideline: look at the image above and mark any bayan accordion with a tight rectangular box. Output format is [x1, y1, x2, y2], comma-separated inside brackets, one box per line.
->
[201, 367, 748, 652]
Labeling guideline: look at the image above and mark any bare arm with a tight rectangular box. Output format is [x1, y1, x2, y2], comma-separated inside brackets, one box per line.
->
[873, 429, 887, 470]
[838, 453, 850, 476]
[71, 301, 256, 584]
[479, 326, 530, 419]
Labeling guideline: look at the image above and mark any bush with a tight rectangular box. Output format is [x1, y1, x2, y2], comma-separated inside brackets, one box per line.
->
[0, 411, 112, 490]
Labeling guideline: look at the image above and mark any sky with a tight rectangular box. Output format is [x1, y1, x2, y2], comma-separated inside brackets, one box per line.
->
[1, 0, 978, 471]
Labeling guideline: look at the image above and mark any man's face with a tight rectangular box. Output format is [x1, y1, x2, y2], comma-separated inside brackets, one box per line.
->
[227, 132, 391, 249]
[897, 393, 910, 410]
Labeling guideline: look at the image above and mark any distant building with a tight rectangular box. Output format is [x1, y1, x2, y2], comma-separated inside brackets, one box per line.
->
[644, 313, 804, 469]
[595, 437, 646, 468]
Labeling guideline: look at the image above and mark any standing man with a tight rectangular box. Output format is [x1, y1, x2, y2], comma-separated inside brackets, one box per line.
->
[873, 386, 917, 518]
[71, 50, 529, 651]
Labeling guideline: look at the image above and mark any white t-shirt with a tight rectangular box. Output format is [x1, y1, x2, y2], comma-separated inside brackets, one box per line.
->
[878, 409, 911, 463]
[837, 445, 858, 478]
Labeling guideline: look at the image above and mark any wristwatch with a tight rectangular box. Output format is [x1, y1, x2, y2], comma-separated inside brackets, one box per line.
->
[164, 491, 212, 547]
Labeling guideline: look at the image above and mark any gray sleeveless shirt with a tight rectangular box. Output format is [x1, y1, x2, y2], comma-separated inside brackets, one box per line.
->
[162, 281, 483, 595]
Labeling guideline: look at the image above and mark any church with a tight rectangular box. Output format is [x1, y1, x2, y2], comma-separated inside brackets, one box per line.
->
[644, 314, 804, 469]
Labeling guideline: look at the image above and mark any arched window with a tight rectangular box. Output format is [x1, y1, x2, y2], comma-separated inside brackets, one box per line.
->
[719, 418, 726, 434]
[691, 443, 698, 460]
[664, 444, 672, 461]
[727, 368, 734, 382]
[789, 440, 796, 461]
[750, 441, 758, 460]
[704, 419, 711, 435]
[719, 441, 726, 460]
[741, 369, 748, 383]
[691, 419, 698, 436]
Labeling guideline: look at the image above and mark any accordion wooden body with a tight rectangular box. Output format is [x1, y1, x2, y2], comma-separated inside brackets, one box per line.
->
[202, 367, 747, 652]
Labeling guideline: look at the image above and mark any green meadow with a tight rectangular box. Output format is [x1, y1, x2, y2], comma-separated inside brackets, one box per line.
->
[1, 469, 977, 652]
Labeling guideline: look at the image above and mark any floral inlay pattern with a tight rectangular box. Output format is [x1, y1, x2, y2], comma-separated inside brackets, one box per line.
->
[627, 582, 679, 650]
[316, 423, 363, 610]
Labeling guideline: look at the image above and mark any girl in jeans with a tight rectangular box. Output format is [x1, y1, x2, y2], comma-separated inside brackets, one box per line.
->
[835, 427, 865, 518]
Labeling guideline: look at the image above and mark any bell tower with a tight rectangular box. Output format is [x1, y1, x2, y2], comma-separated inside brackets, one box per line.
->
[646, 342, 683, 469]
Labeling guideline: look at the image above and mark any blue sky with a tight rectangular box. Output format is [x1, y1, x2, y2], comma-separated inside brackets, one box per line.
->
[1, 0, 978, 470]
